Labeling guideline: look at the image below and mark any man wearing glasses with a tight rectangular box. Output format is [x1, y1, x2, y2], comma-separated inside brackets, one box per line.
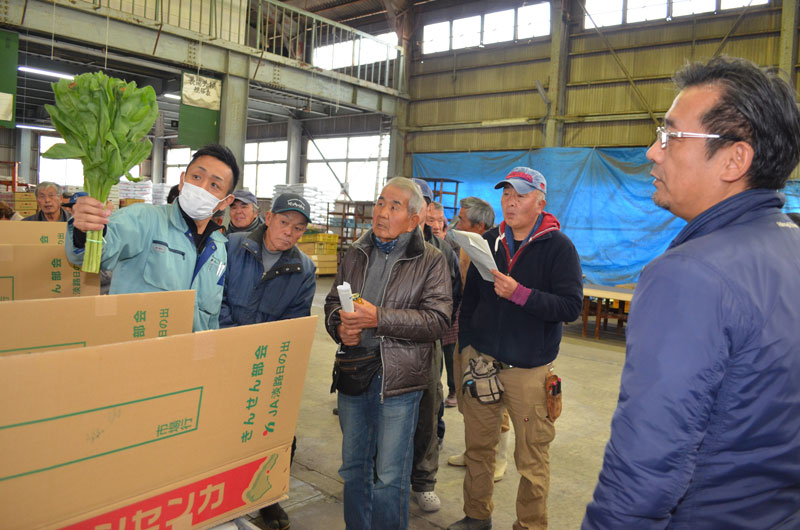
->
[584, 57, 800, 528]
[23, 182, 71, 222]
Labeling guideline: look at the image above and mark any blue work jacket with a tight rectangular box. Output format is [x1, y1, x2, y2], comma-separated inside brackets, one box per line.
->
[66, 202, 227, 331]
[584, 189, 800, 529]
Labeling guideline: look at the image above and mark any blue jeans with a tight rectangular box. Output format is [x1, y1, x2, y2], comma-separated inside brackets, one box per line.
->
[338, 373, 422, 530]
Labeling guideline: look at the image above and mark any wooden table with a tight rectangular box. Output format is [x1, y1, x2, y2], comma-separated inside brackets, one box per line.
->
[581, 284, 635, 339]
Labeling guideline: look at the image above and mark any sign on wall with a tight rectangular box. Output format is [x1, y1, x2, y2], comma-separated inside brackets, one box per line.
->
[177, 72, 221, 149]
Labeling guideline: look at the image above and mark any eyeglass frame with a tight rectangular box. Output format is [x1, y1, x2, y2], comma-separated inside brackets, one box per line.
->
[656, 126, 741, 150]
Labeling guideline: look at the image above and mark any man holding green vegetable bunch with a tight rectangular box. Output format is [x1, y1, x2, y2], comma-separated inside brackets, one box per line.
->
[66, 144, 239, 331]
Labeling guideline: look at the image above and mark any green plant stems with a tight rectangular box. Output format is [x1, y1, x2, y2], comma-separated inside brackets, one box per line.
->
[83, 229, 103, 274]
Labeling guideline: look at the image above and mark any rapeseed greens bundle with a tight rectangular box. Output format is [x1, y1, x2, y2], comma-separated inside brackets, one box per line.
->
[43, 71, 159, 273]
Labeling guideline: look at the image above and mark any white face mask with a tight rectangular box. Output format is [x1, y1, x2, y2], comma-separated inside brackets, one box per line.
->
[179, 182, 229, 220]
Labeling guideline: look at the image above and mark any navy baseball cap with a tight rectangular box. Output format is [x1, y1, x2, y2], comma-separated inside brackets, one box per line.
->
[412, 178, 434, 202]
[67, 191, 88, 205]
[494, 167, 547, 195]
[272, 193, 311, 223]
[232, 189, 258, 206]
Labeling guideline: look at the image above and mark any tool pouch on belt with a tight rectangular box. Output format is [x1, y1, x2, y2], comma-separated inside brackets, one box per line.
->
[330, 347, 381, 396]
[462, 356, 504, 404]
[545, 370, 562, 422]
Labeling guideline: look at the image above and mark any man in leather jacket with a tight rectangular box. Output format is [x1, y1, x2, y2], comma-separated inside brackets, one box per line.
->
[324, 177, 452, 530]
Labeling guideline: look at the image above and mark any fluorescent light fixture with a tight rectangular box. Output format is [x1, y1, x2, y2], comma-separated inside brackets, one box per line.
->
[16, 124, 56, 132]
[164, 93, 181, 100]
[18, 66, 74, 80]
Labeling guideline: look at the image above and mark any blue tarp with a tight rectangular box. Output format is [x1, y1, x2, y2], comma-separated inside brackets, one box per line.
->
[414, 148, 800, 286]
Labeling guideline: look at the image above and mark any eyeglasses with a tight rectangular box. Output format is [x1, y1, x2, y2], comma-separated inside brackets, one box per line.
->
[656, 126, 739, 150]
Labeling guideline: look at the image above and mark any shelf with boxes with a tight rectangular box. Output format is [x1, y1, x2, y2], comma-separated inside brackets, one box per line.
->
[326, 201, 373, 256]
[298, 233, 339, 276]
[0, 190, 38, 218]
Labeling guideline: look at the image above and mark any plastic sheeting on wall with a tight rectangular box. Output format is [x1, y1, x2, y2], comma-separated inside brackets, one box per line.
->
[414, 148, 800, 286]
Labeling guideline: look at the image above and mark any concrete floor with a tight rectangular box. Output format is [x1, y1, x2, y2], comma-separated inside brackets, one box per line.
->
[245, 276, 627, 530]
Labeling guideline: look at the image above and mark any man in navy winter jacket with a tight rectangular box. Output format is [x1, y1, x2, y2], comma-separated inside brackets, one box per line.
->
[220, 192, 316, 530]
[583, 57, 800, 529]
[449, 167, 583, 530]
[220, 193, 316, 327]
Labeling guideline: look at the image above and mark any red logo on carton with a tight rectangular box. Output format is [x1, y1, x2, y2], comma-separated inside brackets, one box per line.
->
[62, 455, 279, 530]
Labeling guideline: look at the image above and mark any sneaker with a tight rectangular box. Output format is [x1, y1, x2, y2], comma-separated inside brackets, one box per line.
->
[259, 503, 290, 530]
[445, 392, 457, 407]
[494, 430, 510, 482]
[447, 452, 466, 466]
[412, 490, 442, 512]
[493, 458, 507, 482]
[447, 516, 492, 530]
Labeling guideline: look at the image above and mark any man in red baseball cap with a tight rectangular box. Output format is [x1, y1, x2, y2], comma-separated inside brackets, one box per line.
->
[448, 166, 583, 530]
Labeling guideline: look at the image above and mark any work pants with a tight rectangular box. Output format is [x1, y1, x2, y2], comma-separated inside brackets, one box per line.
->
[460, 346, 555, 530]
[411, 341, 443, 493]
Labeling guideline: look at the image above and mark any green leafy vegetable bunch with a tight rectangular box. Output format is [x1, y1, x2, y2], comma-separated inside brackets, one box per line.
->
[42, 71, 159, 273]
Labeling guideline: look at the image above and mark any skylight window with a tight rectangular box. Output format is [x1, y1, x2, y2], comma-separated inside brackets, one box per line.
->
[518, 3, 551, 39]
[452, 16, 481, 49]
[627, 0, 667, 23]
[584, 0, 623, 28]
[671, 0, 716, 17]
[423, 21, 450, 54]
[483, 9, 515, 45]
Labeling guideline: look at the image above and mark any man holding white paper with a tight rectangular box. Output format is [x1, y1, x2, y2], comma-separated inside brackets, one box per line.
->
[449, 167, 582, 530]
[324, 177, 452, 530]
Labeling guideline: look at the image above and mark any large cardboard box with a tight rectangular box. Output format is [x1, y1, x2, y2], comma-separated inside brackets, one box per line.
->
[0, 244, 100, 301]
[0, 220, 68, 245]
[0, 316, 317, 528]
[0, 290, 195, 356]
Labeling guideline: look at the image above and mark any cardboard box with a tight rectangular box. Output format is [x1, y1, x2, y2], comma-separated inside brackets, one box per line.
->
[0, 315, 317, 529]
[298, 241, 337, 255]
[0, 290, 195, 356]
[120, 198, 146, 208]
[14, 210, 37, 217]
[14, 191, 36, 200]
[310, 254, 337, 262]
[299, 233, 338, 244]
[0, 244, 100, 301]
[0, 220, 68, 245]
[316, 265, 338, 275]
[13, 199, 38, 210]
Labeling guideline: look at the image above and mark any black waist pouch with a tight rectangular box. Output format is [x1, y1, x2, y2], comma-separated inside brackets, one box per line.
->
[330, 347, 382, 396]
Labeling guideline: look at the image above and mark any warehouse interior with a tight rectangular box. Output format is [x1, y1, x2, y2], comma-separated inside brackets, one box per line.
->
[1, 0, 799, 528]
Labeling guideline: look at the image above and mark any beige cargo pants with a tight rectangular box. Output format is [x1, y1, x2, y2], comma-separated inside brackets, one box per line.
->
[460, 345, 556, 530]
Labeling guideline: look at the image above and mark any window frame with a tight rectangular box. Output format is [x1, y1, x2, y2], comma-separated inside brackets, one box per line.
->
[243, 140, 289, 198]
[583, 0, 770, 29]
[304, 134, 391, 204]
[421, 2, 552, 55]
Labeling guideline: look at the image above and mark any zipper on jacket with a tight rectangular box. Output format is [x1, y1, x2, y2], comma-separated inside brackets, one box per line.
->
[347, 240, 422, 404]
[375, 252, 418, 404]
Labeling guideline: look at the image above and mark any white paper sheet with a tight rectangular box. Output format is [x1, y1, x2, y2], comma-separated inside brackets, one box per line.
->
[451, 230, 497, 282]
